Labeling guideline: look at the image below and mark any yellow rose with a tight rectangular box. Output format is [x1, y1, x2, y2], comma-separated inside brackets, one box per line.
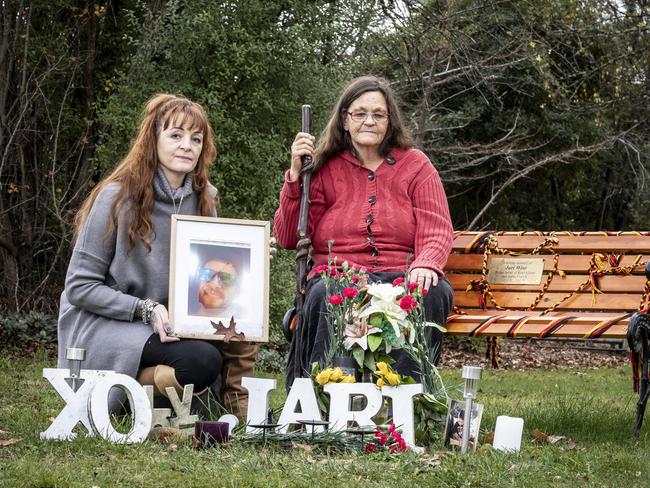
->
[386, 372, 401, 386]
[375, 362, 389, 376]
[330, 367, 343, 382]
[315, 368, 333, 385]
[376, 377, 385, 388]
[340, 374, 356, 383]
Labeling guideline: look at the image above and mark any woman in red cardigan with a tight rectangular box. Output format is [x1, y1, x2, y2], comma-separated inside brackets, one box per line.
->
[274, 75, 454, 387]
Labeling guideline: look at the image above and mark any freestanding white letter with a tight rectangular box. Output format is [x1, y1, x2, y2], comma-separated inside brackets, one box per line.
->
[242, 377, 277, 433]
[381, 384, 424, 452]
[324, 383, 382, 431]
[89, 374, 152, 444]
[277, 378, 324, 433]
[40, 369, 112, 440]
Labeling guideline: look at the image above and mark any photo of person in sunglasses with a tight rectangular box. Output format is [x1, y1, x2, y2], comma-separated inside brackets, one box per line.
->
[188, 244, 249, 320]
[198, 259, 238, 310]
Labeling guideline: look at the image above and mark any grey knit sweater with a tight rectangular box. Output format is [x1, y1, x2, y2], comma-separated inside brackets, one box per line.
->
[57, 171, 217, 396]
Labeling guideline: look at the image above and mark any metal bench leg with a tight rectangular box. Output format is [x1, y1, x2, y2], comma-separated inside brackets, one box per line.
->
[634, 327, 650, 433]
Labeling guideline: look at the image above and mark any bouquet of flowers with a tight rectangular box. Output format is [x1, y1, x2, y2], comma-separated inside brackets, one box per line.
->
[310, 254, 451, 449]
[316, 260, 440, 381]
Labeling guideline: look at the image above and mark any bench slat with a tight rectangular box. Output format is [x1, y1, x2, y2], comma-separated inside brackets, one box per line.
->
[446, 254, 649, 273]
[454, 291, 642, 311]
[452, 233, 650, 253]
[446, 314, 628, 338]
[447, 273, 646, 293]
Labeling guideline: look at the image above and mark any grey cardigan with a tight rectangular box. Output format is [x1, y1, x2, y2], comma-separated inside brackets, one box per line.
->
[57, 171, 218, 391]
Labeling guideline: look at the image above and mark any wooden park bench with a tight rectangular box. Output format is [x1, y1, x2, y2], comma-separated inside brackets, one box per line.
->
[444, 231, 650, 432]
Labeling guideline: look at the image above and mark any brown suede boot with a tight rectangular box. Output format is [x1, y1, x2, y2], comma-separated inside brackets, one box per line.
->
[137, 364, 184, 398]
[220, 341, 258, 419]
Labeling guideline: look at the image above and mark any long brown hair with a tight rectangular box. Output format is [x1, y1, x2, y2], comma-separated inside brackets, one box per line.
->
[314, 75, 413, 170]
[74, 94, 217, 251]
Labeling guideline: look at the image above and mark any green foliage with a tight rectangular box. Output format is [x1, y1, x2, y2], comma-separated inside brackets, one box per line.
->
[359, 0, 650, 231]
[0, 312, 57, 347]
[94, 1, 371, 340]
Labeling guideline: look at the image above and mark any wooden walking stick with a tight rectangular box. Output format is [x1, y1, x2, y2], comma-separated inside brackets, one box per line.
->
[293, 105, 314, 379]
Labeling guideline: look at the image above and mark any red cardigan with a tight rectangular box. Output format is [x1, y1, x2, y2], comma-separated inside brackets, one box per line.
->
[273, 148, 453, 280]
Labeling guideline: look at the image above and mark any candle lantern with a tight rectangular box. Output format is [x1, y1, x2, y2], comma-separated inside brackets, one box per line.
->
[66, 347, 86, 392]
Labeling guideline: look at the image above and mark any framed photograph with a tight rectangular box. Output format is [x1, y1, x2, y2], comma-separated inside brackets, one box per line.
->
[168, 215, 270, 342]
[444, 399, 484, 451]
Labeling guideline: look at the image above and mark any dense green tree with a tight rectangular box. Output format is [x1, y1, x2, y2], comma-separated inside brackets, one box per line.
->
[361, 0, 650, 230]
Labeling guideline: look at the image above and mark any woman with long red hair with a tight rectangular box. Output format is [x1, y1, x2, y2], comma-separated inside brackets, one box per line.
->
[58, 94, 255, 416]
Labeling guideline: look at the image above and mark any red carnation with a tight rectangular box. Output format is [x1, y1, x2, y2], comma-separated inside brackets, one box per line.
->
[392, 277, 405, 287]
[399, 295, 416, 311]
[422, 288, 428, 296]
[313, 264, 329, 275]
[351, 275, 359, 283]
[342, 287, 359, 299]
[407, 282, 419, 292]
[329, 294, 343, 305]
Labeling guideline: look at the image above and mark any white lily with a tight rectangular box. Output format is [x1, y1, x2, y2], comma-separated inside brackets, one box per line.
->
[366, 282, 405, 302]
[358, 296, 408, 339]
[343, 315, 382, 350]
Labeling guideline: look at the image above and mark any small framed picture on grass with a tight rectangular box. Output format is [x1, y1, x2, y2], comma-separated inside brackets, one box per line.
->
[168, 215, 270, 342]
[444, 399, 484, 451]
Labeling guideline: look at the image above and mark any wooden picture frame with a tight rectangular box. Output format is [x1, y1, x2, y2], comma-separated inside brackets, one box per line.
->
[168, 215, 270, 342]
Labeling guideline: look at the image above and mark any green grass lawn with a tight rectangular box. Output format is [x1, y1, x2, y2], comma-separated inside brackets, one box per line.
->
[1, 350, 649, 487]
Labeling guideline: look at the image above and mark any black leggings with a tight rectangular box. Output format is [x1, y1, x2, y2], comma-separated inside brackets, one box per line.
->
[140, 334, 223, 391]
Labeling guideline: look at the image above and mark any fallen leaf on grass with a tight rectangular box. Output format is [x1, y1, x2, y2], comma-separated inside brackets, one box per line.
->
[419, 453, 444, 467]
[547, 435, 566, 444]
[533, 429, 566, 444]
[484, 432, 494, 445]
[148, 427, 191, 444]
[560, 438, 578, 451]
[532, 429, 580, 450]
[0, 438, 21, 447]
[291, 442, 315, 453]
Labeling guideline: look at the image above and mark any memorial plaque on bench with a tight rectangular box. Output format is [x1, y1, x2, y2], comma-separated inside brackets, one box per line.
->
[486, 258, 544, 285]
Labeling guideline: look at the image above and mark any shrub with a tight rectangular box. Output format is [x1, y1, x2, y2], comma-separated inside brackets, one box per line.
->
[0, 311, 57, 348]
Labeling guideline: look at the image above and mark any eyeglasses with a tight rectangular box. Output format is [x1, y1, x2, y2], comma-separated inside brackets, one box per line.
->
[347, 111, 389, 123]
[199, 268, 236, 286]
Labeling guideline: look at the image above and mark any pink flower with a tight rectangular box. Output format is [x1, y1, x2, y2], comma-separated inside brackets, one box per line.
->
[422, 288, 428, 296]
[365, 443, 377, 453]
[392, 277, 405, 287]
[399, 295, 416, 311]
[407, 282, 419, 292]
[388, 423, 396, 434]
[330, 267, 340, 279]
[342, 287, 359, 299]
[375, 432, 387, 446]
[351, 275, 359, 283]
[329, 294, 343, 305]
